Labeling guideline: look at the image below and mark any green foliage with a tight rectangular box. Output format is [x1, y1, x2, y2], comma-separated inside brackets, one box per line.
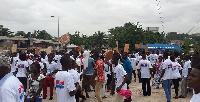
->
[108, 22, 165, 51]
[0, 25, 14, 36]
[165, 32, 189, 42]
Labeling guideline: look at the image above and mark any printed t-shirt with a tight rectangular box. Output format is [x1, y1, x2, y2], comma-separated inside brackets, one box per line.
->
[55, 71, 76, 102]
[138, 59, 153, 78]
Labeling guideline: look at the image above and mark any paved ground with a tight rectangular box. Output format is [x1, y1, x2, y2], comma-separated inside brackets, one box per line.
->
[43, 79, 192, 102]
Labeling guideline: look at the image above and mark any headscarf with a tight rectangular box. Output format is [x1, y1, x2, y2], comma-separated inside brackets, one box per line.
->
[82, 51, 90, 70]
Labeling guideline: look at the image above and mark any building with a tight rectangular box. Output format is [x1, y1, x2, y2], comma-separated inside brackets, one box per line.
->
[146, 27, 159, 33]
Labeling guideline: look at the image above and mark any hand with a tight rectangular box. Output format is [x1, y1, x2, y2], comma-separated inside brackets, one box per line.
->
[116, 86, 122, 92]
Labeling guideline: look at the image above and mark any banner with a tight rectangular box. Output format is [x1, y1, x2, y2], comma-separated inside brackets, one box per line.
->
[124, 44, 130, 53]
[60, 32, 70, 46]
[11, 44, 17, 53]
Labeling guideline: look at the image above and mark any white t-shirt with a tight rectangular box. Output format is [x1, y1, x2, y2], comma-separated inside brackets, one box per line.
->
[190, 93, 200, 102]
[10, 57, 19, 72]
[162, 59, 173, 80]
[27, 59, 33, 70]
[149, 54, 157, 64]
[68, 69, 80, 84]
[171, 62, 182, 79]
[182, 60, 191, 78]
[138, 59, 153, 78]
[55, 71, 76, 102]
[46, 61, 57, 78]
[16, 61, 29, 77]
[129, 58, 137, 70]
[113, 64, 127, 90]
[0, 73, 25, 102]
[137, 56, 142, 62]
[54, 55, 62, 70]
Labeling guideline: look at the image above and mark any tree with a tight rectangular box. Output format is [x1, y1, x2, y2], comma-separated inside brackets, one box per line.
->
[0, 25, 14, 36]
[93, 31, 107, 51]
[108, 22, 165, 51]
[15, 31, 26, 36]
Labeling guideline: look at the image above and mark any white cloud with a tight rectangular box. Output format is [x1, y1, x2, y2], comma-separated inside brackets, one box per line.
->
[0, 0, 200, 36]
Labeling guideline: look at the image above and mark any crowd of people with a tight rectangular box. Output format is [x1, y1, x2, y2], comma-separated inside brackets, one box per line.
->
[0, 49, 200, 102]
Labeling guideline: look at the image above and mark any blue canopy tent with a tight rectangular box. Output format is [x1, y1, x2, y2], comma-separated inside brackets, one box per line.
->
[140, 43, 183, 50]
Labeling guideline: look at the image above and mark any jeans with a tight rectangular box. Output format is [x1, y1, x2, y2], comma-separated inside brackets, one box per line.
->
[27, 98, 42, 102]
[163, 79, 171, 101]
[172, 79, 179, 96]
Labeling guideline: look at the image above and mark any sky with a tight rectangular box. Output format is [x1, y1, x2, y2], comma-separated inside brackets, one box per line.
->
[0, 0, 200, 37]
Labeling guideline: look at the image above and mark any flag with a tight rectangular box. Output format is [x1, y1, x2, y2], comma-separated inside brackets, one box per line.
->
[60, 32, 70, 46]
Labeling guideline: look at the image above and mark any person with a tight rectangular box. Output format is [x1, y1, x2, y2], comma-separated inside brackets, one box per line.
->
[82, 51, 95, 98]
[26, 62, 45, 102]
[69, 60, 86, 102]
[179, 55, 192, 98]
[152, 56, 163, 89]
[138, 54, 153, 96]
[187, 63, 200, 102]
[43, 53, 57, 100]
[10, 52, 19, 76]
[149, 50, 158, 64]
[112, 55, 131, 102]
[55, 56, 79, 102]
[121, 52, 132, 88]
[171, 55, 182, 99]
[92, 52, 105, 102]
[0, 56, 25, 102]
[159, 53, 173, 102]
[16, 53, 29, 92]
[129, 55, 137, 82]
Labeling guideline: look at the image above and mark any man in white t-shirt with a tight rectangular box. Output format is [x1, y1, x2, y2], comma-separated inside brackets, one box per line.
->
[55, 56, 78, 102]
[43, 53, 58, 100]
[159, 54, 173, 102]
[16, 53, 29, 92]
[187, 63, 200, 102]
[129, 55, 137, 82]
[179, 55, 192, 98]
[10, 52, 19, 76]
[149, 50, 158, 64]
[0, 56, 25, 102]
[112, 55, 131, 102]
[138, 54, 153, 96]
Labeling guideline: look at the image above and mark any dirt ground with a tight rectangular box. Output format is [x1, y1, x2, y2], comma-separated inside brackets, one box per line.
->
[43, 79, 192, 102]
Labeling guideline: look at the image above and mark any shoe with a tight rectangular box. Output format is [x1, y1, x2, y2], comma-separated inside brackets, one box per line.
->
[173, 96, 178, 99]
[49, 97, 53, 100]
[102, 96, 107, 99]
[86, 93, 89, 98]
[178, 95, 186, 98]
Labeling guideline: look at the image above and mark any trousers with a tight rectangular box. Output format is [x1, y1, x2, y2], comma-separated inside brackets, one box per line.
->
[43, 76, 54, 98]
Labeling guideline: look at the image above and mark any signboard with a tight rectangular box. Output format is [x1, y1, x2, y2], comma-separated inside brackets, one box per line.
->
[60, 32, 70, 46]
[104, 50, 113, 62]
[124, 44, 130, 53]
[135, 43, 143, 49]
[145, 45, 149, 52]
[46, 46, 52, 55]
[35, 47, 40, 55]
[11, 44, 17, 53]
